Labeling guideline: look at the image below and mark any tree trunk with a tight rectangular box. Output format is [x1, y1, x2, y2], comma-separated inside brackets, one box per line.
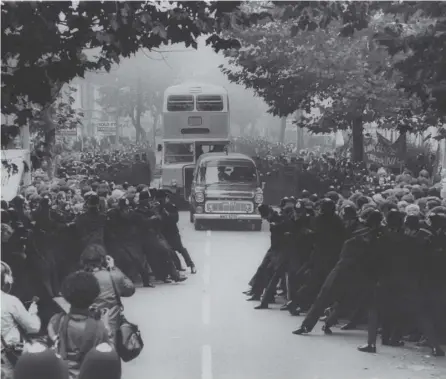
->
[400, 131, 407, 157]
[134, 76, 146, 143]
[43, 107, 56, 179]
[114, 114, 120, 149]
[352, 116, 364, 162]
[279, 117, 286, 144]
[297, 127, 304, 151]
[152, 113, 159, 146]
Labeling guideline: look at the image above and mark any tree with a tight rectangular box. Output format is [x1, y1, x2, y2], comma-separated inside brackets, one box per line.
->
[371, 2, 446, 118]
[2, 1, 267, 143]
[220, 2, 445, 160]
[94, 50, 180, 143]
[268, 1, 446, 119]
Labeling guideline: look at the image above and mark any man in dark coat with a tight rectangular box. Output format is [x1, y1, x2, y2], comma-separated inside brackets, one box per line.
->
[288, 198, 345, 315]
[105, 197, 153, 287]
[293, 210, 383, 335]
[158, 190, 196, 274]
[135, 190, 187, 283]
[244, 204, 279, 300]
[75, 194, 106, 251]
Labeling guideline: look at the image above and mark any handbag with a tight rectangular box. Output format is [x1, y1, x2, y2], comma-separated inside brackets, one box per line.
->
[1, 336, 24, 366]
[109, 271, 144, 362]
[1, 319, 31, 366]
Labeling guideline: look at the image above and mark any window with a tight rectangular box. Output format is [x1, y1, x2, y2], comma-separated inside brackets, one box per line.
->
[196, 95, 224, 111]
[199, 160, 258, 185]
[167, 95, 194, 111]
[164, 142, 194, 164]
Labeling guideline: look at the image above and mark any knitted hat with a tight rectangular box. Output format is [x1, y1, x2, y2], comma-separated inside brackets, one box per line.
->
[401, 194, 415, 204]
[78, 343, 121, 379]
[14, 343, 69, 379]
[405, 204, 421, 216]
[397, 200, 408, 211]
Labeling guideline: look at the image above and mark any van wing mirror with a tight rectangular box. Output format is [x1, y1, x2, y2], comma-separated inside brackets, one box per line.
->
[157, 144, 163, 152]
[261, 182, 266, 190]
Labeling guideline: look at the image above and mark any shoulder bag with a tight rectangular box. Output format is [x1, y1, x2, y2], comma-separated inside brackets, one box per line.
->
[109, 271, 144, 362]
[1, 318, 32, 366]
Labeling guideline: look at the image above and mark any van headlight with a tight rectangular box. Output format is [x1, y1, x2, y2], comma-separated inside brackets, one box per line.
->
[254, 190, 263, 204]
[171, 179, 177, 187]
[195, 191, 204, 203]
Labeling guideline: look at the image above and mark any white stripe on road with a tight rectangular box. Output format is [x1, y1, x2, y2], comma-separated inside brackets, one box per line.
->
[206, 230, 211, 237]
[203, 263, 211, 286]
[201, 345, 213, 379]
[202, 294, 211, 325]
[205, 239, 211, 257]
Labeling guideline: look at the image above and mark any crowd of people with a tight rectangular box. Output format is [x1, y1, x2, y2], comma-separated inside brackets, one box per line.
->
[245, 167, 446, 357]
[2, 136, 446, 377]
[1, 151, 195, 378]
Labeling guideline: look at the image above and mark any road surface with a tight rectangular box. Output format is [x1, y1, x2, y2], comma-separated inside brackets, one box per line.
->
[122, 212, 446, 379]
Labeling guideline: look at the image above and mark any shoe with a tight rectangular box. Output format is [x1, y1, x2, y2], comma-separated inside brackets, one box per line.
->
[254, 304, 269, 310]
[289, 307, 302, 316]
[280, 303, 290, 311]
[143, 283, 156, 288]
[247, 295, 261, 301]
[191, 266, 197, 274]
[416, 338, 429, 347]
[292, 326, 309, 335]
[178, 268, 186, 272]
[382, 339, 404, 347]
[340, 322, 357, 331]
[173, 275, 188, 283]
[319, 316, 328, 322]
[322, 325, 332, 335]
[432, 346, 445, 357]
[242, 289, 252, 295]
[357, 344, 376, 353]
[164, 278, 172, 283]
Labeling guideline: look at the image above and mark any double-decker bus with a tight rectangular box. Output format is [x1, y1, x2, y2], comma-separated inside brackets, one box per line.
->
[159, 82, 231, 202]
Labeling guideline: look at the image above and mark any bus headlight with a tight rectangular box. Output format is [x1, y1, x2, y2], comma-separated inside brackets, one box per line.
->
[195, 191, 204, 203]
[171, 179, 177, 187]
[254, 190, 263, 204]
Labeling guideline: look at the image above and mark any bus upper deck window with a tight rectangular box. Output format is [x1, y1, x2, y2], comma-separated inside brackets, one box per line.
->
[196, 95, 224, 111]
[167, 95, 194, 111]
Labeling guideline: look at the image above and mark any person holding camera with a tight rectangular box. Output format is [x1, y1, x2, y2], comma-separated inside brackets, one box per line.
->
[80, 244, 135, 348]
[1, 261, 41, 377]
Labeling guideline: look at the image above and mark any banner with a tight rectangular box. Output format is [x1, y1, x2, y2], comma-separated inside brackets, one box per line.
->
[366, 132, 403, 168]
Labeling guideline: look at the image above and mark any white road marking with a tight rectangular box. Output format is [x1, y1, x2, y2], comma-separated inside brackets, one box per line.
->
[203, 263, 211, 286]
[202, 294, 211, 325]
[206, 230, 211, 237]
[201, 345, 213, 379]
[205, 239, 211, 257]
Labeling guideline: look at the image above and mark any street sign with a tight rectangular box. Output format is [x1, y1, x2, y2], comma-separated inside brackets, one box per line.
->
[94, 121, 128, 137]
[56, 128, 78, 146]
[95, 121, 117, 136]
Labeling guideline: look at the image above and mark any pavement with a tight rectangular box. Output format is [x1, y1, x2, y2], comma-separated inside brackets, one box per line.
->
[119, 212, 446, 379]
